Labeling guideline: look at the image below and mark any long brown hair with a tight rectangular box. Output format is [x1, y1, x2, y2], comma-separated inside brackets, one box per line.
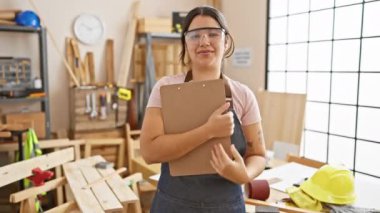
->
[179, 6, 235, 66]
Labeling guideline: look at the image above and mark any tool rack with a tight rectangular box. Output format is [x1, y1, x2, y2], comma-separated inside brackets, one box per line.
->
[0, 25, 50, 138]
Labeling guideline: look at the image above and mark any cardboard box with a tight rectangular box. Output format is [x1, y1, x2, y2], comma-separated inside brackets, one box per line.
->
[5, 111, 46, 138]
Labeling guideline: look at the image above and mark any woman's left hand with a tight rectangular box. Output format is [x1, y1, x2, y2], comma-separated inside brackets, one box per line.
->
[210, 143, 250, 184]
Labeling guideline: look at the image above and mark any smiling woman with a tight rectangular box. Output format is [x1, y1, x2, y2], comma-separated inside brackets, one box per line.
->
[140, 5, 267, 213]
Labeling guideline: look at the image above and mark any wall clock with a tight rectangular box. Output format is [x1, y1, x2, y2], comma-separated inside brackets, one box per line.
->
[73, 13, 105, 45]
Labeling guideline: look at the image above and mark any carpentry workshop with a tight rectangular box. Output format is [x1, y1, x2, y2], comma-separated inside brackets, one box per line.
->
[1, 0, 380, 213]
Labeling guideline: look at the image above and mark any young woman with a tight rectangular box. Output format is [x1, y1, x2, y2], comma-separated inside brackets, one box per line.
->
[140, 6, 266, 212]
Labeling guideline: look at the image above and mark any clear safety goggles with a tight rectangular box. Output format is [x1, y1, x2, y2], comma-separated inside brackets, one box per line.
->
[184, 27, 226, 44]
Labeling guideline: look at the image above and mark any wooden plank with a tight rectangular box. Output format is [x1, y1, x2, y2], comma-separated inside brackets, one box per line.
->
[117, 0, 140, 87]
[0, 139, 81, 152]
[20, 197, 37, 213]
[287, 154, 325, 169]
[0, 10, 18, 20]
[0, 19, 16, 25]
[76, 157, 123, 212]
[70, 39, 83, 85]
[92, 146, 118, 156]
[73, 128, 124, 139]
[117, 138, 125, 169]
[87, 52, 95, 84]
[106, 39, 114, 84]
[63, 160, 104, 213]
[10, 177, 67, 203]
[256, 91, 306, 150]
[86, 138, 124, 146]
[91, 156, 139, 205]
[54, 148, 64, 205]
[0, 148, 74, 188]
[245, 198, 319, 213]
[0, 131, 11, 137]
[45, 201, 79, 213]
[66, 37, 75, 87]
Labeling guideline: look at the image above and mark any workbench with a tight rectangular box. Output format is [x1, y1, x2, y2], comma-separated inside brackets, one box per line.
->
[63, 155, 138, 212]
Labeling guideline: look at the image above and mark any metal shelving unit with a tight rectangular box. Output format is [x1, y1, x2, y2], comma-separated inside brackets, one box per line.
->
[0, 25, 50, 138]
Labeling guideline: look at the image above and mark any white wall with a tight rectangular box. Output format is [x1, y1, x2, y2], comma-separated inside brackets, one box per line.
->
[0, 0, 267, 132]
[223, 0, 267, 92]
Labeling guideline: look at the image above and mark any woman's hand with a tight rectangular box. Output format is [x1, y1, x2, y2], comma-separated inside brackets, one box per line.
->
[210, 143, 250, 184]
[205, 102, 234, 139]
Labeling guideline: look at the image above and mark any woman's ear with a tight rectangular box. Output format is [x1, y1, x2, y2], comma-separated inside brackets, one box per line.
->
[224, 35, 229, 49]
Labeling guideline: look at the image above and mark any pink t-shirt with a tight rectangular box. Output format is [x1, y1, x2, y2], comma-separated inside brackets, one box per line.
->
[146, 73, 261, 126]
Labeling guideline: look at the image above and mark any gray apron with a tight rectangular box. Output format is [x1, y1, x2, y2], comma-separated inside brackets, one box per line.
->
[150, 71, 247, 213]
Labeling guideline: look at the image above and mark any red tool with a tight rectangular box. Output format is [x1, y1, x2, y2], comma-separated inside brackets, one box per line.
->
[28, 167, 54, 186]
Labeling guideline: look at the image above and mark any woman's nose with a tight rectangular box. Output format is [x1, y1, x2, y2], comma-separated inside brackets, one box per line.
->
[199, 34, 211, 45]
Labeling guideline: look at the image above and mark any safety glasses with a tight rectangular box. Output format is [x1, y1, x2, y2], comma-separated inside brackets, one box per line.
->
[184, 27, 226, 44]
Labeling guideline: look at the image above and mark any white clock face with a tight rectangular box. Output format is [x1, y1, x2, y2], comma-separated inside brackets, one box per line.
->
[73, 14, 104, 45]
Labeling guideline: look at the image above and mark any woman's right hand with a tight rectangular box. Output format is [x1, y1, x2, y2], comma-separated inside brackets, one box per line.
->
[205, 102, 234, 139]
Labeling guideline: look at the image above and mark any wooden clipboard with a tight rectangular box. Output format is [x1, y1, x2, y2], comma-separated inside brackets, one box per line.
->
[160, 79, 231, 176]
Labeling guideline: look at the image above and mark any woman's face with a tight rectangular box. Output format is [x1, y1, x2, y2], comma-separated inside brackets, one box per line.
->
[185, 15, 227, 69]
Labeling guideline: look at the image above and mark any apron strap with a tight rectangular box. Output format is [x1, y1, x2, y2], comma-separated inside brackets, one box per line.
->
[184, 70, 233, 109]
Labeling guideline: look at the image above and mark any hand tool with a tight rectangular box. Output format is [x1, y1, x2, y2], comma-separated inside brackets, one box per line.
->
[99, 93, 107, 120]
[85, 93, 91, 114]
[90, 92, 98, 119]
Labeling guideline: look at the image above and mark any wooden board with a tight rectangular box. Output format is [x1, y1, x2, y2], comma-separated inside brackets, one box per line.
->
[0, 147, 74, 188]
[76, 157, 123, 212]
[105, 39, 114, 84]
[5, 111, 46, 138]
[63, 160, 105, 213]
[256, 91, 307, 150]
[89, 156, 139, 205]
[117, 0, 140, 87]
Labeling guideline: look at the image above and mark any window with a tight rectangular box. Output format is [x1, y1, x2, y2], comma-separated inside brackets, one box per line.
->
[267, 0, 380, 179]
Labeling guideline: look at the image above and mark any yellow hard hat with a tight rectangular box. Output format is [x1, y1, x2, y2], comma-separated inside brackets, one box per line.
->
[300, 164, 356, 205]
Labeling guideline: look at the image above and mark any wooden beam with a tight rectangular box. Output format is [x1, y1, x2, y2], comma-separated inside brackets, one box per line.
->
[106, 39, 115, 84]
[76, 158, 123, 212]
[117, 0, 140, 87]
[10, 177, 67, 203]
[0, 148, 74, 188]
[44, 201, 79, 213]
[63, 160, 104, 213]
[245, 198, 319, 213]
[90, 156, 139, 205]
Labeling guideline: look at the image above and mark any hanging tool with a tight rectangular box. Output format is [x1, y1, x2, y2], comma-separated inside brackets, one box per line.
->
[117, 87, 132, 101]
[85, 93, 92, 114]
[0, 64, 5, 85]
[14, 64, 20, 84]
[20, 60, 29, 81]
[112, 91, 119, 124]
[90, 92, 98, 119]
[99, 93, 107, 120]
